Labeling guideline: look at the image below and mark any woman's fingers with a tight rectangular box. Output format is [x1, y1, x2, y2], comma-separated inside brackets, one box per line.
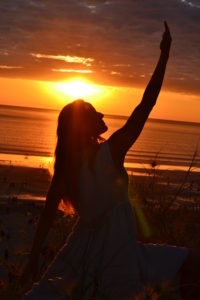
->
[164, 21, 171, 39]
[164, 21, 169, 33]
[160, 21, 172, 54]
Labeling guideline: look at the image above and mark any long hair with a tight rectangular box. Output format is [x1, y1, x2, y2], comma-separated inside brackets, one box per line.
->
[54, 99, 103, 213]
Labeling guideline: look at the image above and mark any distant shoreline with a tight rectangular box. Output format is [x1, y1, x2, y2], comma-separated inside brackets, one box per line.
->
[1, 103, 200, 127]
[1, 152, 199, 173]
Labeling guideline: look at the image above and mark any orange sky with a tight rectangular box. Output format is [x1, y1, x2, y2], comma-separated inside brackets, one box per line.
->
[0, 1, 200, 123]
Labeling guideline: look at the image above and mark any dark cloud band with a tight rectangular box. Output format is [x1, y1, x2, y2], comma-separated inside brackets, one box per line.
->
[0, 0, 199, 95]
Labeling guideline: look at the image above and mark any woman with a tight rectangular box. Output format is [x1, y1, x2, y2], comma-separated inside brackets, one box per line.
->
[21, 22, 200, 299]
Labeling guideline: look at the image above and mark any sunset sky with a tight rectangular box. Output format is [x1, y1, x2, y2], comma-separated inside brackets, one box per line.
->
[0, 0, 200, 122]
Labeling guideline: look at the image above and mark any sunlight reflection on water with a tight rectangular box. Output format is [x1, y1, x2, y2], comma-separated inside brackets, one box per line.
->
[0, 153, 54, 170]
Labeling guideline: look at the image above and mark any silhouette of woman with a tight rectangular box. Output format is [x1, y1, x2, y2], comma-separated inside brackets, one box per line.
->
[22, 22, 200, 299]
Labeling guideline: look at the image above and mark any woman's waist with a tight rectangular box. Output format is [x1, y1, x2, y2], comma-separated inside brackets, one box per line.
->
[78, 198, 130, 231]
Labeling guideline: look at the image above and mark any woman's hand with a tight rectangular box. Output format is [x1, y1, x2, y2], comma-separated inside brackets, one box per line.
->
[160, 21, 172, 57]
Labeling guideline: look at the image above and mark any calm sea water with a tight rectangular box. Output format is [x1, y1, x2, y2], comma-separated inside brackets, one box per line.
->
[0, 104, 200, 171]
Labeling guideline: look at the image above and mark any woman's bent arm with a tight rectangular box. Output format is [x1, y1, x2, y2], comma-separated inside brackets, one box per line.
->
[108, 22, 172, 169]
[29, 175, 61, 261]
[29, 200, 59, 261]
[20, 175, 62, 285]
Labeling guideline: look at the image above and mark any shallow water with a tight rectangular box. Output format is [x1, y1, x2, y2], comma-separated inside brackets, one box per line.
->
[0, 104, 200, 171]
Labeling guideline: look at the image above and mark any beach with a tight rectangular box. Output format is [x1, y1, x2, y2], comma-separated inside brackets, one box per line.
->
[1, 0, 200, 296]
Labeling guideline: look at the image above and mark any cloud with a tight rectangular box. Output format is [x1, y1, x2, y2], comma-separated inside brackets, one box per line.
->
[0, 0, 199, 95]
[30, 53, 94, 66]
[181, 0, 200, 9]
[0, 65, 23, 69]
[52, 69, 93, 73]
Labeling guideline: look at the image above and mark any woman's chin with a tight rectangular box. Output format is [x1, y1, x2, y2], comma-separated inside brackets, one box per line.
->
[102, 124, 108, 134]
[97, 127, 107, 136]
[95, 122, 108, 136]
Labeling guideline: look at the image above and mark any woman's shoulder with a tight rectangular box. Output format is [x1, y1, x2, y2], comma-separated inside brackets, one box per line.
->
[98, 141, 127, 175]
[85, 141, 109, 159]
[81, 141, 112, 170]
[96, 140, 111, 161]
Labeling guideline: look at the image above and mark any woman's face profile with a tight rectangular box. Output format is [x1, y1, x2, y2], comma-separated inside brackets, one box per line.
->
[84, 103, 108, 137]
[59, 100, 108, 138]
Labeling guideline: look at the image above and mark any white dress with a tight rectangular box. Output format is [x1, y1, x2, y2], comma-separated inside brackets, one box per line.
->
[23, 141, 188, 299]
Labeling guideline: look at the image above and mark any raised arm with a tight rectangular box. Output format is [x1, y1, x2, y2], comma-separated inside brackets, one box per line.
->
[108, 22, 172, 169]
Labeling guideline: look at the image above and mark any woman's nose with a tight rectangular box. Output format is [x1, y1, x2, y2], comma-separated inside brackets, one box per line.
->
[97, 112, 104, 118]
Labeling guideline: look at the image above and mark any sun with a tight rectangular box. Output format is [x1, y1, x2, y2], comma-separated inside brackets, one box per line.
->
[41, 78, 111, 107]
[54, 79, 100, 99]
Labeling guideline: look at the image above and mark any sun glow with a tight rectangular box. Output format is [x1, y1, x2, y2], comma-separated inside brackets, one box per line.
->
[55, 80, 99, 98]
[42, 78, 110, 106]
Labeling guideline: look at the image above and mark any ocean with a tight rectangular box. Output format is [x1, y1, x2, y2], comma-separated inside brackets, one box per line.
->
[0, 104, 200, 172]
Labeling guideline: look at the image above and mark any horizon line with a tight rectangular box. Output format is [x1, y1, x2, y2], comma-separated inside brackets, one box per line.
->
[1, 102, 200, 126]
